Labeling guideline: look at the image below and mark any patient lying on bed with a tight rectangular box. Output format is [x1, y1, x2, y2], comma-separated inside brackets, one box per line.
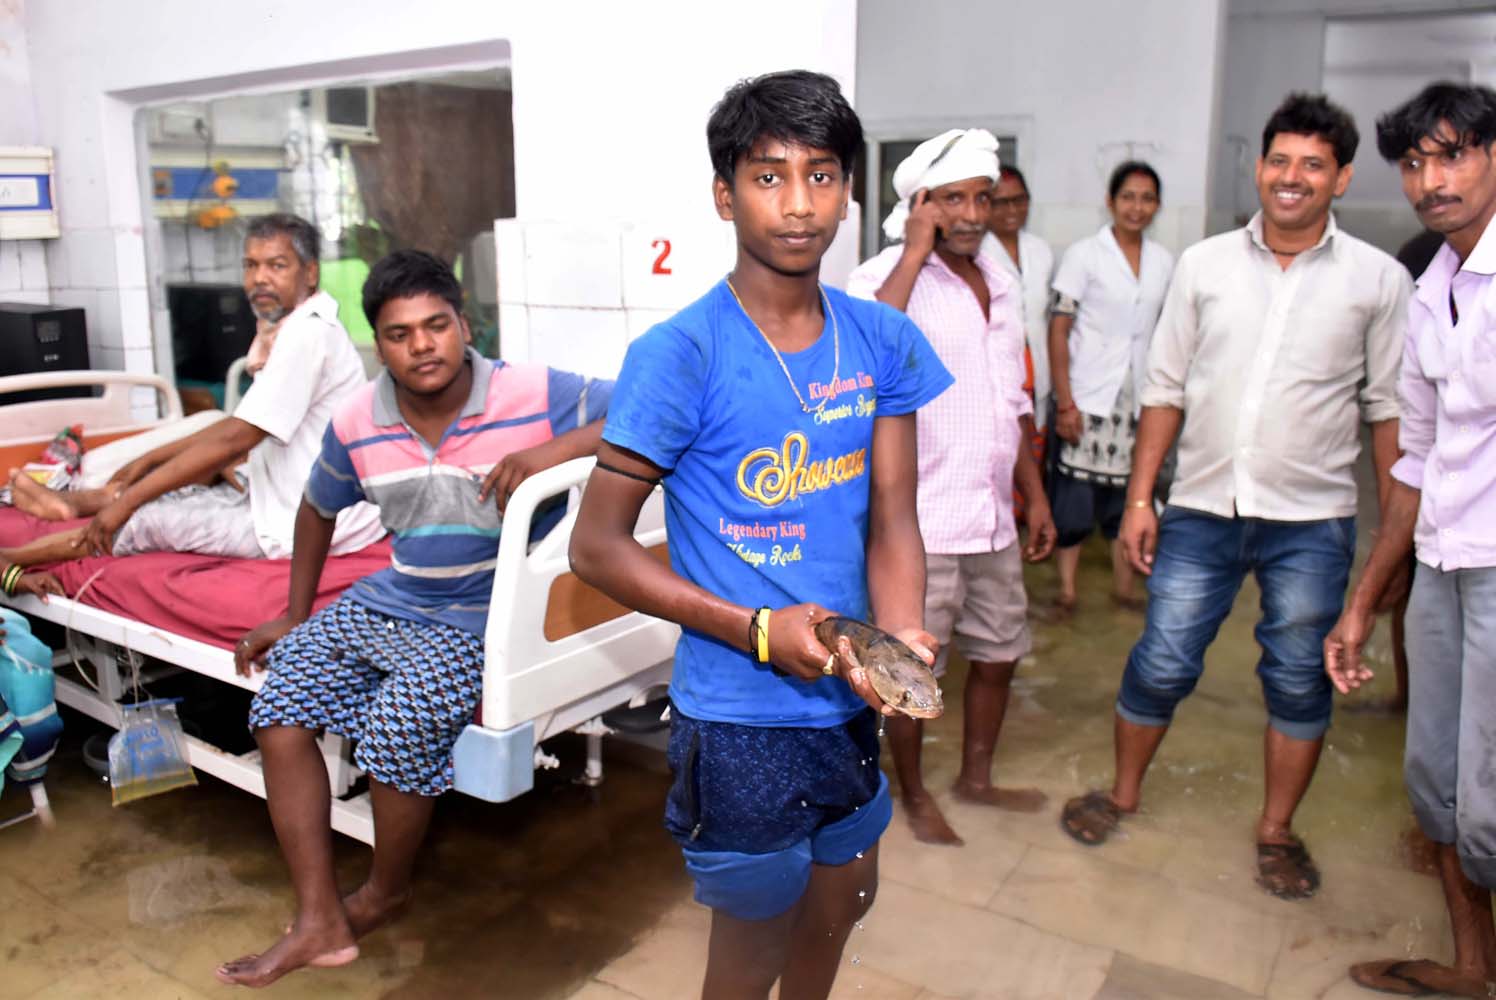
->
[2, 214, 384, 574]
[216, 250, 614, 988]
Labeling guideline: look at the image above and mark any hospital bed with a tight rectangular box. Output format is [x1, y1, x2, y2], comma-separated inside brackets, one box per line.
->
[0, 369, 678, 845]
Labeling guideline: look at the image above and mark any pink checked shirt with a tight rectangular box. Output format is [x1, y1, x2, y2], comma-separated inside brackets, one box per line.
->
[847, 245, 1032, 554]
[1392, 220, 1496, 570]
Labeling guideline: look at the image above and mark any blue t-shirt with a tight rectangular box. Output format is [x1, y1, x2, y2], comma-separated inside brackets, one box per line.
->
[603, 280, 952, 727]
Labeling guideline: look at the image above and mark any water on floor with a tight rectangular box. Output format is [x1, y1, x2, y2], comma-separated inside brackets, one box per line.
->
[0, 535, 1445, 999]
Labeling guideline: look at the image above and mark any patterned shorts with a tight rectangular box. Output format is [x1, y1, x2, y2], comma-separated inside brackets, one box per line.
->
[247, 597, 484, 796]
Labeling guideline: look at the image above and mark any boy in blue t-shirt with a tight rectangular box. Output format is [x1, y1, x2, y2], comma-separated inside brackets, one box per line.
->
[570, 71, 952, 998]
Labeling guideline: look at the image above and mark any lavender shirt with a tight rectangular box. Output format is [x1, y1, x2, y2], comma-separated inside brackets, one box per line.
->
[1391, 219, 1496, 570]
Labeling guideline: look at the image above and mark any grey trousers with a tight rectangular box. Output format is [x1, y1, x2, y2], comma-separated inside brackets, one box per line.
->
[1405, 561, 1496, 889]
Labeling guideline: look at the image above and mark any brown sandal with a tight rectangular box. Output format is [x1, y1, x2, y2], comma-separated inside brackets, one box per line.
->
[1256, 837, 1321, 900]
[1060, 790, 1123, 846]
[1349, 957, 1496, 998]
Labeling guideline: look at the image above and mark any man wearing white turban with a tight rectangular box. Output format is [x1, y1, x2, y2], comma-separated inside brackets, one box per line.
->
[848, 129, 1056, 845]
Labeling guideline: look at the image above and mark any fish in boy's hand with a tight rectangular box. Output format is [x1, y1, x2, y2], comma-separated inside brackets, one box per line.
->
[814, 616, 943, 719]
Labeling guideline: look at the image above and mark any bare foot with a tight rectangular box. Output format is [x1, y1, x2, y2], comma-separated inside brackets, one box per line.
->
[1111, 593, 1147, 613]
[952, 780, 1048, 812]
[903, 794, 963, 846]
[215, 918, 358, 988]
[342, 883, 412, 939]
[9, 472, 77, 521]
[1031, 596, 1076, 624]
[283, 885, 412, 938]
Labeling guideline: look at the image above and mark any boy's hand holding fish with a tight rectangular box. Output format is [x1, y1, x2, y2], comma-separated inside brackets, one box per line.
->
[762, 604, 940, 718]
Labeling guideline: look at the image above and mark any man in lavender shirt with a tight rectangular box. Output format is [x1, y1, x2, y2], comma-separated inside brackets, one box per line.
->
[1325, 82, 1496, 999]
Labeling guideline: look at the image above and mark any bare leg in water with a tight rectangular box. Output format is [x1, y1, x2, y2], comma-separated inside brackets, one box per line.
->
[1052, 544, 1081, 614]
[217, 727, 436, 988]
[950, 659, 1046, 812]
[699, 846, 879, 999]
[1351, 844, 1496, 996]
[887, 715, 962, 845]
[1111, 539, 1143, 609]
[215, 725, 356, 988]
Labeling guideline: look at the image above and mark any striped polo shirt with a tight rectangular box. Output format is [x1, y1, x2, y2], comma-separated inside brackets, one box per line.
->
[305, 348, 612, 634]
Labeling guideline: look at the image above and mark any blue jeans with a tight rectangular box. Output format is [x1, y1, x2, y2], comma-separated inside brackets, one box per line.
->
[1117, 507, 1355, 741]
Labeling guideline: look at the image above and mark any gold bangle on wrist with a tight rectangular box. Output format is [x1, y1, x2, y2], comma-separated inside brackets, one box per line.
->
[1126, 499, 1152, 510]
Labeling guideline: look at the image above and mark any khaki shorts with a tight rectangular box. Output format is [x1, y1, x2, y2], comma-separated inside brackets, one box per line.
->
[924, 545, 1031, 677]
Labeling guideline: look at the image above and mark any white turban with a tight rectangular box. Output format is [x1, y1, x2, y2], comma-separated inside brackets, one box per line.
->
[881, 128, 1001, 242]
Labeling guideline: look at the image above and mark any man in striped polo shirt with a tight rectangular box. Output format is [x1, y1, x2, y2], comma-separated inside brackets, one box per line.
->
[217, 250, 612, 988]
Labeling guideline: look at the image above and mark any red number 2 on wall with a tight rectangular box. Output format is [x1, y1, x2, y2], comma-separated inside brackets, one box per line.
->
[651, 239, 673, 275]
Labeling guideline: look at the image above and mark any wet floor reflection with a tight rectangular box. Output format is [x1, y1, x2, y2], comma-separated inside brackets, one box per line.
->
[0, 531, 1443, 999]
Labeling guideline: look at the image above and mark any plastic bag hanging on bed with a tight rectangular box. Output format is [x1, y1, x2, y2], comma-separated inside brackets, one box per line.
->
[108, 699, 197, 806]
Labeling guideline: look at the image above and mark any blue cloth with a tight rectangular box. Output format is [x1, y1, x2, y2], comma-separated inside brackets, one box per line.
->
[248, 597, 485, 796]
[603, 280, 952, 727]
[665, 708, 891, 920]
[305, 350, 612, 634]
[1049, 470, 1127, 547]
[0, 608, 62, 789]
[1117, 507, 1354, 740]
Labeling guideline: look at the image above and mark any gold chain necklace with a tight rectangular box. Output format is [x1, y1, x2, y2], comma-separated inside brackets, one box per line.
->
[725, 278, 840, 414]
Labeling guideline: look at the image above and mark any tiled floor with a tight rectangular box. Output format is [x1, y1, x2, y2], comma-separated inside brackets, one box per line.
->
[0, 533, 1447, 999]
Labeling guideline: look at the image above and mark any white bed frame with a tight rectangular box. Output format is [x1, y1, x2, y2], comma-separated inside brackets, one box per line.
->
[0, 370, 677, 844]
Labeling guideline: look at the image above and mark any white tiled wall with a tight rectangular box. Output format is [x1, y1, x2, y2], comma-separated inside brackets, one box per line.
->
[495, 203, 863, 379]
[0, 239, 50, 305]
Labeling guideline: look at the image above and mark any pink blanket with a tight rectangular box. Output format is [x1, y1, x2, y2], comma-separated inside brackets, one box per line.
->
[0, 508, 392, 651]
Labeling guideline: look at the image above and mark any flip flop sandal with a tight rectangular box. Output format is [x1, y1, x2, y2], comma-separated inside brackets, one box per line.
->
[1350, 958, 1496, 998]
[1060, 790, 1122, 846]
[1256, 837, 1321, 900]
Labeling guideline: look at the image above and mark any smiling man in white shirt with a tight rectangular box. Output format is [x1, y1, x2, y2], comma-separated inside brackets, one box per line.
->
[1059, 94, 1410, 903]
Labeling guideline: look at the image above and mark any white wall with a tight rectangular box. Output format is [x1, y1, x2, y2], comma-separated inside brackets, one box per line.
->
[0, 0, 50, 306]
[856, 0, 1227, 258]
[18, 0, 858, 388]
[1214, 0, 1492, 249]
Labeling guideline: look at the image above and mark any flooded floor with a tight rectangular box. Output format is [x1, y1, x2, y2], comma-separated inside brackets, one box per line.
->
[0, 535, 1449, 999]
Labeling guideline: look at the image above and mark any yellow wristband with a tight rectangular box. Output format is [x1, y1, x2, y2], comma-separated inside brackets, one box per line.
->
[755, 607, 772, 663]
[1126, 499, 1152, 509]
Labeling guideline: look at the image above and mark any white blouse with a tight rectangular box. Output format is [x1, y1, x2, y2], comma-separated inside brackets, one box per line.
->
[1051, 225, 1174, 417]
[982, 229, 1055, 426]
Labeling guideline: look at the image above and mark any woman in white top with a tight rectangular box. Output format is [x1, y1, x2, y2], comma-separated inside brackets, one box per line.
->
[1047, 161, 1174, 616]
[981, 166, 1055, 430]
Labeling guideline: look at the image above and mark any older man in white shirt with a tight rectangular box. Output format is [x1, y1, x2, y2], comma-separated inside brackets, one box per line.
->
[5, 214, 383, 566]
[1059, 94, 1410, 903]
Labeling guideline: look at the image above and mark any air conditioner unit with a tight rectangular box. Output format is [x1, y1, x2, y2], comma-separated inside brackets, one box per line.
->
[315, 86, 378, 144]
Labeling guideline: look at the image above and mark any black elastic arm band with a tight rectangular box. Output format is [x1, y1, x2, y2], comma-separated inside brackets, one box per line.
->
[595, 459, 663, 486]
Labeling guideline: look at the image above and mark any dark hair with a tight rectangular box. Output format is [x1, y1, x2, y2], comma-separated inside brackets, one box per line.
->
[362, 250, 463, 330]
[998, 165, 1029, 195]
[244, 213, 319, 265]
[1262, 92, 1359, 166]
[706, 70, 863, 184]
[1376, 81, 1496, 162]
[1108, 160, 1161, 202]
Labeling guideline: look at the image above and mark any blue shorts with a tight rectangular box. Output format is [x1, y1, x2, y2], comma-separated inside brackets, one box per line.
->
[247, 597, 484, 796]
[1117, 507, 1353, 740]
[1050, 469, 1127, 548]
[664, 708, 891, 921]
